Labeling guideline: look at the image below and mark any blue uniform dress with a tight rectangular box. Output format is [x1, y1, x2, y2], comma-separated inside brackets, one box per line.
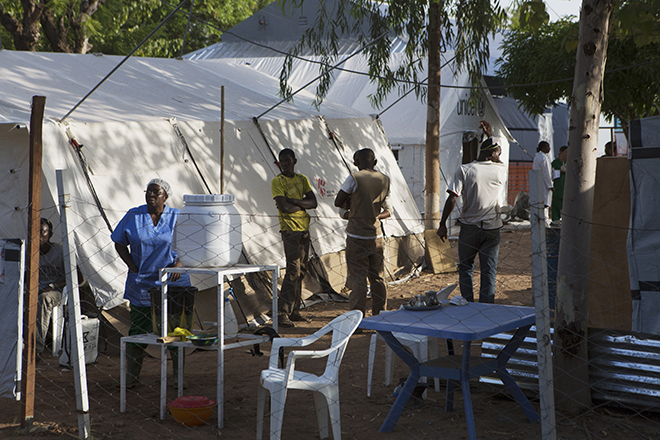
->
[112, 204, 191, 384]
[111, 204, 191, 307]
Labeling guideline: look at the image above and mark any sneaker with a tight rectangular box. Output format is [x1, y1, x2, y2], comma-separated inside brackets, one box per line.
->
[289, 311, 310, 322]
[278, 315, 295, 328]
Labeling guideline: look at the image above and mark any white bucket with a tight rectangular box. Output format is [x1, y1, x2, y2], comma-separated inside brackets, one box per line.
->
[224, 297, 239, 335]
[174, 194, 242, 267]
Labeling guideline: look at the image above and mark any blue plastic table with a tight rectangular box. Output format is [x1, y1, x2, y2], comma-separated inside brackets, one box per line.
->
[359, 302, 540, 440]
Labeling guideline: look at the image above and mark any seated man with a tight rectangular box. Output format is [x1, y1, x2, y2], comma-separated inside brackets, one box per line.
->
[36, 218, 67, 356]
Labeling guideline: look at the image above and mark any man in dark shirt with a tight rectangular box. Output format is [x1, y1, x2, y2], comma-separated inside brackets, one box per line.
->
[36, 218, 66, 355]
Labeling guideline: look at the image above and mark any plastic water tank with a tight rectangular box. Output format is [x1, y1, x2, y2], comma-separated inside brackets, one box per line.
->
[174, 194, 242, 267]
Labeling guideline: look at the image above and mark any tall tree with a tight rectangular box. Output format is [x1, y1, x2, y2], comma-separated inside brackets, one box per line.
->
[89, 0, 271, 58]
[501, 1, 659, 413]
[556, 0, 615, 414]
[0, 0, 108, 53]
[278, 0, 506, 230]
[497, 11, 660, 138]
[0, 0, 272, 57]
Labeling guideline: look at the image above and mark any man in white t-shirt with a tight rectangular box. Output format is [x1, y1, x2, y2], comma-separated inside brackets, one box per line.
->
[437, 137, 507, 303]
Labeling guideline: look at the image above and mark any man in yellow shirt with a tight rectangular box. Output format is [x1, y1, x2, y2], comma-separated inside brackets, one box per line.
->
[271, 149, 318, 327]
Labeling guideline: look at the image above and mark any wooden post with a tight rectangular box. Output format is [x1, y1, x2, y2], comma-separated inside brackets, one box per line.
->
[529, 170, 557, 440]
[221, 85, 225, 194]
[21, 95, 46, 428]
[554, 0, 615, 414]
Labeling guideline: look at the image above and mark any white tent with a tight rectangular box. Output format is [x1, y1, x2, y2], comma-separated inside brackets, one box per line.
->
[187, 47, 514, 213]
[0, 50, 423, 313]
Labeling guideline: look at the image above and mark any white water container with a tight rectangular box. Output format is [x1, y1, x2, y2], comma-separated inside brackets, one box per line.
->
[223, 297, 239, 335]
[174, 194, 242, 267]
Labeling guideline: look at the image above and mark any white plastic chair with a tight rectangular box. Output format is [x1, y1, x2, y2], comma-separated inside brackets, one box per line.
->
[256, 310, 363, 440]
[367, 332, 440, 397]
[51, 286, 68, 356]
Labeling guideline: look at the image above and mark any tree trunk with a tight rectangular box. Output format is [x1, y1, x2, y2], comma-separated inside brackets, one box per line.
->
[424, 0, 442, 231]
[553, 0, 615, 415]
[40, 10, 73, 53]
[0, 1, 43, 51]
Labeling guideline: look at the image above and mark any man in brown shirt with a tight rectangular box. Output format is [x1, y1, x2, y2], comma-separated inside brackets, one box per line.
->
[335, 149, 391, 316]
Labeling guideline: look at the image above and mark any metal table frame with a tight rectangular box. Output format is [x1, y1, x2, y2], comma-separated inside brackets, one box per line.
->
[359, 302, 540, 440]
[120, 264, 279, 429]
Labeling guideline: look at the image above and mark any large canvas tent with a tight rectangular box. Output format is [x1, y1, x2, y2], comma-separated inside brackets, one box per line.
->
[187, 0, 574, 211]
[189, 46, 515, 214]
[0, 50, 423, 317]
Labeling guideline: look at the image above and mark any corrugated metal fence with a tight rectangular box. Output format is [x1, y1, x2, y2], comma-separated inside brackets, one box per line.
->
[480, 326, 660, 411]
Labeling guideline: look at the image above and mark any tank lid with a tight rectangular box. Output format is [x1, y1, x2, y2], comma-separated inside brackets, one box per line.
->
[183, 194, 235, 203]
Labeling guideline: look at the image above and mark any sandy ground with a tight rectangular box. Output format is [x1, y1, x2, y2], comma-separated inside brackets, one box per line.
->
[1, 228, 659, 439]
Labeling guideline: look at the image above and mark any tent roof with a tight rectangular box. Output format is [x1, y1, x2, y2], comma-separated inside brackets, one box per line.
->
[0, 50, 367, 125]
[0, 49, 424, 311]
[199, 48, 514, 146]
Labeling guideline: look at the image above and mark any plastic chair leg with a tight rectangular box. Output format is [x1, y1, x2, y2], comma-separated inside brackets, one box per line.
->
[269, 388, 287, 440]
[367, 333, 378, 397]
[313, 391, 330, 439]
[256, 385, 267, 440]
[317, 386, 341, 440]
[326, 388, 342, 440]
[384, 341, 395, 387]
[416, 340, 429, 399]
[429, 339, 440, 392]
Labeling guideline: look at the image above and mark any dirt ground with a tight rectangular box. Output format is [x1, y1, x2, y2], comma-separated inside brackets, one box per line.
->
[2, 228, 659, 439]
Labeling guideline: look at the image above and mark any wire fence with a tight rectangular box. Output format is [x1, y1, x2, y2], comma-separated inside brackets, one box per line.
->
[2, 178, 659, 440]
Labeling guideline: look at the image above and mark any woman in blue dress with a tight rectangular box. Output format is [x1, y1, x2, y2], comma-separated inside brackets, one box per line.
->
[112, 178, 191, 388]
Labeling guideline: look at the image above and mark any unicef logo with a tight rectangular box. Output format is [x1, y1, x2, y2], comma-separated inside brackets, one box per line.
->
[456, 96, 486, 117]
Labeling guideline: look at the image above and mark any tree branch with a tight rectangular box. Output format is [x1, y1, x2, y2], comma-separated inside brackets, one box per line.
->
[40, 8, 72, 52]
[0, 5, 22, 35]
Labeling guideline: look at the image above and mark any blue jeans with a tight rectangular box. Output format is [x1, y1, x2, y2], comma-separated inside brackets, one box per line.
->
[457, 223, 500, 303]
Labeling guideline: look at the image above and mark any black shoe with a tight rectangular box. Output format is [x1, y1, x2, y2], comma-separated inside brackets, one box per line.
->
[279, 315, 295, 328]
[117, 379, 141, 389]
[289, 311, 310, 322]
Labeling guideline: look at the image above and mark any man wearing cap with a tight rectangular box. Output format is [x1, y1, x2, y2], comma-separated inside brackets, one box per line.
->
[271, 149, 318, 328]
[437, 137, 507, 303]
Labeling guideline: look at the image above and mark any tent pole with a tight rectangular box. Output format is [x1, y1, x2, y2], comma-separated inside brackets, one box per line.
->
[56, 169, 92, 438]
[221, 85, 225, 194]
[21, 95, 46, 429]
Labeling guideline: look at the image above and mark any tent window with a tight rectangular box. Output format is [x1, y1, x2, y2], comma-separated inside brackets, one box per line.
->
[391, 145, 402, 162]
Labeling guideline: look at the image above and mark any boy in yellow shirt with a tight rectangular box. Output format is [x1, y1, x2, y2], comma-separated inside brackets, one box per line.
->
[271, 149, 318, 327]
